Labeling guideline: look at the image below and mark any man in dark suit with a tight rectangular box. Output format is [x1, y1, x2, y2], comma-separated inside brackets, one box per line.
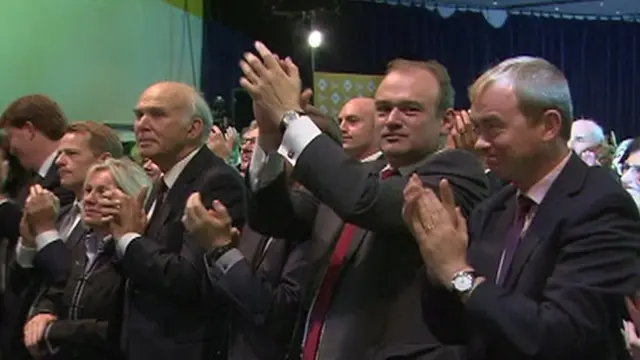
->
[0, 94, 74, 209]
[240, 43, 487, 359]
[403, 56, 640, 360]
[98, 82, 247, 360]
[187, 111, 346, 360]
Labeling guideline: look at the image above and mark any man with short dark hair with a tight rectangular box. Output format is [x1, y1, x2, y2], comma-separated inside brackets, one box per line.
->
[241, 42, 487, 359]
[0, 94, 74, 208]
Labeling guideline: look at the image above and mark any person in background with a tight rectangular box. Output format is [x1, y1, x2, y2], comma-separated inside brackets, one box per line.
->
[0, 133, 22, 315]
[338, 97, 381, 161]
[614, 138, 634, 176]
[208, 125, 240, 167]
[568, 118, 607, 166]
[0, 94, 74, 208]
[142, 158, 163, 184]
[240, 121, 259, 176]
[620, 137, 640, 210]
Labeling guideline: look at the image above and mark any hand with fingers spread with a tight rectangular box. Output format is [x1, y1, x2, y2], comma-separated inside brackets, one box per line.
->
[239, 41, 303, 134]
[449, 110, 478, 152]
[208, 125, 233, 161]
[23, 313, 57, 358]
[24, 185, 60, 236]
[402, 174, 471, 285]
[182, 193, 240, 251]
[99, 187, 148, 239]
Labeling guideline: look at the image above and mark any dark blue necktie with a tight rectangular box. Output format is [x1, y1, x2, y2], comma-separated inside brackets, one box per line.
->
[497, 195, 533, 285]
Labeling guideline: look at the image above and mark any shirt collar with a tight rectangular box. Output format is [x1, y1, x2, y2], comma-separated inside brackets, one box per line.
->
[162, 147, 201, 190]
[38, 151, 58, 178]
[520, 153, 572, 205]
[360, 151, 382, 163]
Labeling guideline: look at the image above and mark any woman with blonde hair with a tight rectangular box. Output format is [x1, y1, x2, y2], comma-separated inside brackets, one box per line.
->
[24, 158, 151, 360]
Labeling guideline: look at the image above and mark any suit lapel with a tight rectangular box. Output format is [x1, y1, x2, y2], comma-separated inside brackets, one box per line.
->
[146, 147, 214, 239]
[503, 154, 585, 288]
[469, 187, 516, 283]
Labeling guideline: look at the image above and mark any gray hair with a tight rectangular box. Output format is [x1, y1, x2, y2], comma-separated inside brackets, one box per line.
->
[469, 56, 573, 140]
[85, 157, 153, 204]
[188, 91, 214, 144]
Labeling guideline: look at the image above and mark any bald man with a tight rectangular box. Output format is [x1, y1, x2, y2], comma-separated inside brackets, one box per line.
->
[104, 82, 247, 360]
[338, 97, 382, 161]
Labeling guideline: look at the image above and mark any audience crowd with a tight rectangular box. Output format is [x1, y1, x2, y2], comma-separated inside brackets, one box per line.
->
[0, 42, 639, 360]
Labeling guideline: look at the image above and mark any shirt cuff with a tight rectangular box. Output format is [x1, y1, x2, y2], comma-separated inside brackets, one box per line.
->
[15, 241, 37, 268]
[276, 115, 322, 167]
[35, 230, 62, 251]
[249, 142, 285, 192]
[115, 233, 141, 258]
[206, 248, 244, 275]
[43, 322, 60, 355]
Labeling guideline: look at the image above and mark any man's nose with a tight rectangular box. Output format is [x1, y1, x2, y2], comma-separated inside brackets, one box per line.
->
[474, 136, 491, 152]
[384, 108, 403, 126]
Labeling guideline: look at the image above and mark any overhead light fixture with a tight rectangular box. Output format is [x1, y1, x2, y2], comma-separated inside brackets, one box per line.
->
[307, 30, 323, 49]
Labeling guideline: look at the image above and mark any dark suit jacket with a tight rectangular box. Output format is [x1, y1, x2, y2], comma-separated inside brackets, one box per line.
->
[0, 203, 83, 360]
[249, 134, 488, 360]
[119, 147, 247, 360]
[33, 233, 124, 360]
[206, 224, 312, 360]
[459, 153, 640, 360]
[15, 160, 74, 209]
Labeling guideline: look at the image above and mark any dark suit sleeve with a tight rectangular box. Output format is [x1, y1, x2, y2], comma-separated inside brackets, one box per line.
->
[33, 240, 72, 284]
[292, 135, 487, 233]
[463, 190, 640, 359]
[0, 201, 21, 244]
[44, 319, 109, 350]
[248, 175, 319, 240]
[119, 171, 247, 303]
[205, 241, 310, 339]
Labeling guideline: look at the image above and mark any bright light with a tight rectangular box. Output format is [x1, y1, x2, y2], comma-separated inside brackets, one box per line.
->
[307, 30, 323, 48]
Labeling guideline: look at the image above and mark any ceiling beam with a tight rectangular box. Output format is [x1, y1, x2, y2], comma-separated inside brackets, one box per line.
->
[503, 0, 599, 10]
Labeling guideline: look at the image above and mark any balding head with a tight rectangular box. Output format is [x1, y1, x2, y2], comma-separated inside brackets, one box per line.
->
[338, 97, 380, 160]
[134, 81, 213, 171]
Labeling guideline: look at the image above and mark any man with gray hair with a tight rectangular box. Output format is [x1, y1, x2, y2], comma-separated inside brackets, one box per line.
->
[403, 56, 640, 360]
[97, 81, 247, 360]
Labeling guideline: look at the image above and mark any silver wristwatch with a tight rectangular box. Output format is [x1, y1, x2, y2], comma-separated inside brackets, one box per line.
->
[279, 110, 304, 133]
[450, 270, 477, 295]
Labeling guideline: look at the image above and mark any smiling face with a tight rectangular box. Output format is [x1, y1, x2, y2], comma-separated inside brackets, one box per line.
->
[471, 81, 565, 185]
[374, 68, 444, 167]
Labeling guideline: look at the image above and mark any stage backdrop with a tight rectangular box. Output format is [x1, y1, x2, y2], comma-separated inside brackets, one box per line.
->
[313, 72, 383, 117]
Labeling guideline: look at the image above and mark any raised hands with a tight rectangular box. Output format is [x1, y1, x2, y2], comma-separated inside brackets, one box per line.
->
[402, 174, 470, 285]
[182, 193, 240, 251]
[98, 187, 148, 239]
[24, 185, 60, 237]
[240, 42, 303, 136]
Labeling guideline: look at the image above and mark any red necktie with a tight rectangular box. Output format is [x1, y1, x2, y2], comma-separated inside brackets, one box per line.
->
[302, 167, 398, 360]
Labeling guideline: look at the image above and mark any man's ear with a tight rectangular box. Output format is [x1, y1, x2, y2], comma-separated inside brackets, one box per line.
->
[441, 109, 456, 135]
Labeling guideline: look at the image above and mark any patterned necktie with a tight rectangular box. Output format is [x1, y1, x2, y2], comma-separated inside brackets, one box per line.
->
[302, 167, 398, 360]
[497, 195, 533, 285]
[147, 177, 168, 230]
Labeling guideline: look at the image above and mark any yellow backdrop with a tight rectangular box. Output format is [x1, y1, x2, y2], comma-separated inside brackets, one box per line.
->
[313, 72, 383, 117]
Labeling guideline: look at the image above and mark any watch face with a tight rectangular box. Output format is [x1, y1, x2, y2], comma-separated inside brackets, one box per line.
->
[453, 273, 474, 292]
